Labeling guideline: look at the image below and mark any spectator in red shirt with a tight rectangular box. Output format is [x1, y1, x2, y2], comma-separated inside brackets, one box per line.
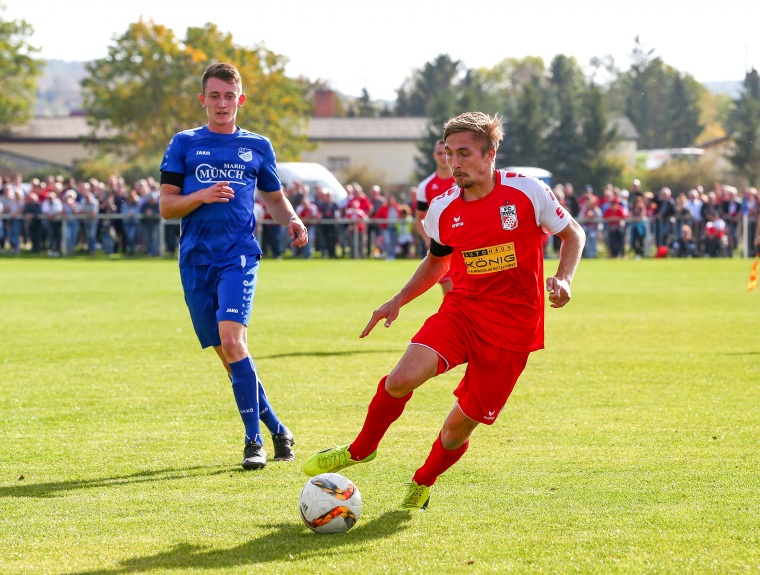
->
[602, 193, 627, 258]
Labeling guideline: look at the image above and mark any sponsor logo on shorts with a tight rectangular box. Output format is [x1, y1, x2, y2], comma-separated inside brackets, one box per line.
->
[226, 308, 239, 313]
[462, 243, 517, 275]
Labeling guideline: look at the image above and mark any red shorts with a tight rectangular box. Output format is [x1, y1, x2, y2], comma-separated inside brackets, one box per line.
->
[411, 307, 529, 425]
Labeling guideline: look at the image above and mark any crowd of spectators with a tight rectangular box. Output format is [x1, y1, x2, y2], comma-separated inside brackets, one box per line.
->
[0, 173, 164, 257]
[1, 172, 757, 259]
[258, 181, 421, 260]
[550, 180, 759, 259]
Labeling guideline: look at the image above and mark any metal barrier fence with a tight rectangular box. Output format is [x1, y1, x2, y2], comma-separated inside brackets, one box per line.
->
[0, 213, 754, 259]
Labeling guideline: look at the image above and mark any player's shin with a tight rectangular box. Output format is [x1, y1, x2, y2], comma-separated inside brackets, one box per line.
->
[411, 433, 469, 487]
[349, 376, 412, 460]
[229, 356, 262, 445]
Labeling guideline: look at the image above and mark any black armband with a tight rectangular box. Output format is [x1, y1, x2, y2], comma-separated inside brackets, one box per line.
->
[416, 200, 429, 212]
[160, 171, 184, 188]
[429, 239, 453, 257]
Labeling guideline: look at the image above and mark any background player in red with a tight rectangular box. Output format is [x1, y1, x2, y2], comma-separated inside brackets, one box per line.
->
[414, 140, 456, 293]
[303, 111, 585, 509]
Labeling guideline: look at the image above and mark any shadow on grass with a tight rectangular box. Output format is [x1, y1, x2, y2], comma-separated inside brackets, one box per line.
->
[257, 349, 400, 359]
[65, 511, 413, 574]
[1, 466, 232, 498]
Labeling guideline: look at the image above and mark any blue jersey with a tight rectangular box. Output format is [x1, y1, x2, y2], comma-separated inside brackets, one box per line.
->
[160, 125, 281, 267]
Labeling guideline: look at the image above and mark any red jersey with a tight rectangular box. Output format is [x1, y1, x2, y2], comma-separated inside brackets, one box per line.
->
[416, 172, 455, 210]
[423, 170, 570, 352]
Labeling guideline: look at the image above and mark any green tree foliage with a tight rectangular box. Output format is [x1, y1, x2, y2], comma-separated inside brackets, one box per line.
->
[501, 79, 548, 168]
[579, 84, 623, 190]
[620, 37, 704, 149]
[668, 73, 704, 147]
[728, 68, 760, 185]
[647, 156, 721, 196]
[396, 54, 462, 117]
[543, 55, 586, 184]
[0, 3, 43, 127]
[81, 19, 311, 164]
[398, 54, 465, 180]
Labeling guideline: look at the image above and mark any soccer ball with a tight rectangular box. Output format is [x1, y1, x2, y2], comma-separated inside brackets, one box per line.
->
[299, 473, 362, 534]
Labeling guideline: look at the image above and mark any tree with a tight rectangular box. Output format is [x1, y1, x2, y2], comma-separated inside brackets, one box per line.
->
[618, 37, 704, 149]
[729, 68, 760, 185]
[667, 73, 704, 147]
[395, 54, 462, 117]
[397, 54, 465, 180]
[0, 3, 44, 126]
[81, 19, 311, 164]
[500, 78, 548, 168]
[543, 55, 586, 185]
[579, 83, 623, 190]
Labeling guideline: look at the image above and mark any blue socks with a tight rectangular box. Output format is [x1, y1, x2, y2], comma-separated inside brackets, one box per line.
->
[228, 357, 286, 443]
[257, 377, 286, 435]
[229, 357, 262, 445]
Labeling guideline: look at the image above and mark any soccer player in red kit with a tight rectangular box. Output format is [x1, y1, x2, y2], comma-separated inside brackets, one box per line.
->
[303, 112, 585, 509]
[414, 139, 456, 293]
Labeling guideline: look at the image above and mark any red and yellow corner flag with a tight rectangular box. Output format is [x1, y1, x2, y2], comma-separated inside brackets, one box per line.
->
[749, 255, 759, 292]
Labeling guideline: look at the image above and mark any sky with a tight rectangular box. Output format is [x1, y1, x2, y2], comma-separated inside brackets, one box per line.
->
[5, 0, 759, 100]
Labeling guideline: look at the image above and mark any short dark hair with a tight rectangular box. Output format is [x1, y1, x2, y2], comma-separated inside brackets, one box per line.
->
[201, 63, 242, 94]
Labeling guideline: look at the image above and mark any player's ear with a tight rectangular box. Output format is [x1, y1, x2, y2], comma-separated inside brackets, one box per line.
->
[198, 93, 206, 108]
[238, 93, 246, 107]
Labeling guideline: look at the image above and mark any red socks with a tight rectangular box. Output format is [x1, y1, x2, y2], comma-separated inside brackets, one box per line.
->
[412, 434, 469, 486]
[348, 376, 411, 460]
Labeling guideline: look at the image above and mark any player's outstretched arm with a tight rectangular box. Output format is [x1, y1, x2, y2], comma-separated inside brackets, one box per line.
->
[360, 253, 451, 338]
[546, 218, 585, 308]
[159, 181, 235, 220]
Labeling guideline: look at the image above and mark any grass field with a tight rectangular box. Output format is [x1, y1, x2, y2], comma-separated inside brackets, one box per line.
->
[1, 256, 758, 575]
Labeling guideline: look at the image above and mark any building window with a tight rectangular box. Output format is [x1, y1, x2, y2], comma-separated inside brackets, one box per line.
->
[327, 156, 350, 171]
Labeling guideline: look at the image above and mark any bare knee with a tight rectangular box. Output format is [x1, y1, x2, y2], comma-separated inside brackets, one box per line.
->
[384, 368, 418, 398]
[219, 333, 247, 363]
[440, 411, 479, 450]
[439, 427, 470, 450]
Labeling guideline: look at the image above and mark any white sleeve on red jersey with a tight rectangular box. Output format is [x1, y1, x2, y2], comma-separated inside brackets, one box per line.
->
[422, 187, 459, 245]
[500, 171, 569, 235]
[416, 172, 436, 204]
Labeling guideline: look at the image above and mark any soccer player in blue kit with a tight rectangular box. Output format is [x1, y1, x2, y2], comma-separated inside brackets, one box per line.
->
[159, 63, 309, 470]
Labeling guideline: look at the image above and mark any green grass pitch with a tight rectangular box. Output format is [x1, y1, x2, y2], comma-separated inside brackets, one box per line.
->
[1, 257, 758, 574]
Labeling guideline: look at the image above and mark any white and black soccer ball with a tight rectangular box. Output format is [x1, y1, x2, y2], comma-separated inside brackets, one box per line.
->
[299, 473, 362, 534]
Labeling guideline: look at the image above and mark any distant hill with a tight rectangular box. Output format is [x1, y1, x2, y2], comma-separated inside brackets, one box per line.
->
[703, 81, 742, 99]
[33, 60, 744, 117]
[35, 60, 87, 116]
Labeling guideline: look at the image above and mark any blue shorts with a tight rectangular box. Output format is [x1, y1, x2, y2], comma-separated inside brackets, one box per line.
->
[180, 255, 260, 348]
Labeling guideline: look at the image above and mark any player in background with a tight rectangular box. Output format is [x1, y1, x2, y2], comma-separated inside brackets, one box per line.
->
[159, 63, 308, 470]
[414, 139, 456, 293]
[303, 111, 585, 509]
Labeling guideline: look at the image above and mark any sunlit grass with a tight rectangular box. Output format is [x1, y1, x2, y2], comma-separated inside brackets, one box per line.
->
[1, 257, 758, 574]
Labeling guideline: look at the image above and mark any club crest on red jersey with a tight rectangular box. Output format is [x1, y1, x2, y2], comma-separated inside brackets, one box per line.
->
[500, 203, 518, 231]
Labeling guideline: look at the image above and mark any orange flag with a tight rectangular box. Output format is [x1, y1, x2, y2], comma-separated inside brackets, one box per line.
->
[749, 255, 759, 292]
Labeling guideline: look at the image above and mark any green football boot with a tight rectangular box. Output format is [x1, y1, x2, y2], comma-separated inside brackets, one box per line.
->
[302, 444, 376, 477]
[401, 481, 431, 510]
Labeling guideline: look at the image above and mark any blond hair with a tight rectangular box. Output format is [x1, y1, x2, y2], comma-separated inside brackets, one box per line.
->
[442, 112, 504, 155]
